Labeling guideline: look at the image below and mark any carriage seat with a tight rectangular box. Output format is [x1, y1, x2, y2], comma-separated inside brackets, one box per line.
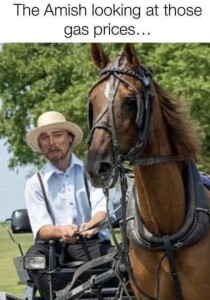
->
[5, 209, 122, 300]
[10, 209, 32, 233]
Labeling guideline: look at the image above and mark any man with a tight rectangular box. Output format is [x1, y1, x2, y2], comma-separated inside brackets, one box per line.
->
[25, 111, 115, 299]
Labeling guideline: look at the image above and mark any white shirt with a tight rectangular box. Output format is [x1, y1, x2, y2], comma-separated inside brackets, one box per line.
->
[25, 153, 111, 241]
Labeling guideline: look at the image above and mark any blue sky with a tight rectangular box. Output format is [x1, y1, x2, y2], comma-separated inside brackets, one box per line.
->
[0, 139, 32, 221]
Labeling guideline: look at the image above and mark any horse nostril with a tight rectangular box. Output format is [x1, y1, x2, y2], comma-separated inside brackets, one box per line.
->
[98, 162, 112, 175]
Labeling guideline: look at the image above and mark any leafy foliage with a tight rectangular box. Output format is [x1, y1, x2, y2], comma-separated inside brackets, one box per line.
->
[135, 44, 210, 170]
[0, 43, 210, 172]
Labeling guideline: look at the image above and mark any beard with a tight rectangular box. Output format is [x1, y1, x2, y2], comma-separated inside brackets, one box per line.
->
[46, 147, 70, 164]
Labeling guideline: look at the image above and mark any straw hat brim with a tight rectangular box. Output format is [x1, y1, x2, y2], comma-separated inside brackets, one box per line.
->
[26, 122, 83, 153]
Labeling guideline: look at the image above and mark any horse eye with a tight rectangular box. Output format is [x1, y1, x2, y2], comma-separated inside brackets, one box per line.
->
[122, 96, 137, 109]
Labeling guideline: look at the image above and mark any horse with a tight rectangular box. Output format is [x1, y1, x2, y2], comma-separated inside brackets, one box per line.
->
[85, 43, 210, 300]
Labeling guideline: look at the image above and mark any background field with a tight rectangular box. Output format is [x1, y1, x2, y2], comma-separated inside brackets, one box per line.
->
[0, 222, 33, 296]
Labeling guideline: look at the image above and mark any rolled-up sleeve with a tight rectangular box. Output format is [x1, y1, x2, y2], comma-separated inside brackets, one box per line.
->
[25, 176, 53, 240]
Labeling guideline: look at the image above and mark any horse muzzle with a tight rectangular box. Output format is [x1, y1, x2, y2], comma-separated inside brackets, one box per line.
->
[85, 159, 119, 189]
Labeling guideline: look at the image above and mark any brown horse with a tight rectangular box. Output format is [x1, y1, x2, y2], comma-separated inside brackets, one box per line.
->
[85, 44, 210, 300]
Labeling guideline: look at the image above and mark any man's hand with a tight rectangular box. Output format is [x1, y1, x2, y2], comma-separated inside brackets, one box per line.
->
[59, 224, 79, 243]
[79, 212, 107, 239]
[79, 222, 98, 239]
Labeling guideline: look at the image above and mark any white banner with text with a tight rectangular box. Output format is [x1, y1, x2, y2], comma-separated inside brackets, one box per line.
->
[0, 0, 209, 42]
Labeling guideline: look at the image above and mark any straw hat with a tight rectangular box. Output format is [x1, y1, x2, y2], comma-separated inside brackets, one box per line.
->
[26, 111, 83, 152]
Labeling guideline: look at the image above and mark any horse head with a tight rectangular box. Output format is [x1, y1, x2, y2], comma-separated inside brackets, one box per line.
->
[85, 43, 155, 188]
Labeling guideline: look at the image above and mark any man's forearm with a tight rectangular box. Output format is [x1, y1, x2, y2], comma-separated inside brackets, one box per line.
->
[38, 224, 79, 242]
[38, 224, 62, 240]
[88, 211, 107, 228]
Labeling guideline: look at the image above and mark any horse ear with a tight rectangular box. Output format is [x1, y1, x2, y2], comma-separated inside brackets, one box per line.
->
[123, 43, 140, 69]
[90, 43, 110, 69]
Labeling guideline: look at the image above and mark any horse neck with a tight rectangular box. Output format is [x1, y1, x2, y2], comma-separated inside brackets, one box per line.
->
[132, 103, 187, 235]
[133, 163, 186, 235]
[130, 88, 188, 235]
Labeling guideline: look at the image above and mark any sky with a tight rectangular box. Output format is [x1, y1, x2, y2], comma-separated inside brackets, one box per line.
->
[0, 139, 32, 221]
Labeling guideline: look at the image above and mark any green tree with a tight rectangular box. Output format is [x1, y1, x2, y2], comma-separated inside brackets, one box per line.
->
[0, 43, 210, 172]
[0, 44, 93, 168]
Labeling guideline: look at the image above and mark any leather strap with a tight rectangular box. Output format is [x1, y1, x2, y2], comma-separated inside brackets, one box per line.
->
[163, 236, 184, 300]
[57, 250, 118, 298]
[131, 155, 189, 166]
[37, 172, 56, 225]
[83, 172, 91, 208]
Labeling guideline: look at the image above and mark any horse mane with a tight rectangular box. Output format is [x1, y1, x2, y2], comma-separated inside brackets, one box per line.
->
[153, 80, 201, 159]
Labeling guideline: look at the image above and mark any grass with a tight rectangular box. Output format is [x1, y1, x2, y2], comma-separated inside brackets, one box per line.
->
[0, 223, 33, 296]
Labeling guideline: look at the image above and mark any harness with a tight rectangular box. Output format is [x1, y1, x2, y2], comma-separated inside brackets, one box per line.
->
[87, 54, 210, 300]
[127, 161, 210, 300]
[127, 162, 210, 251]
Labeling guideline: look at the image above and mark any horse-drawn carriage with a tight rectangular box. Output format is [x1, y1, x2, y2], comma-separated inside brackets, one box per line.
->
[0, 207, 135, 300]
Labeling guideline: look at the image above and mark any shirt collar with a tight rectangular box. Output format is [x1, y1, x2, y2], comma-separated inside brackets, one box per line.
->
[41, 152, 83, 181]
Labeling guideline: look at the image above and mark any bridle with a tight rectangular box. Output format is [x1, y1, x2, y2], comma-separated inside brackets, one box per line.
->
[87, 55, 153, 181]
[87, 55, 187, 172]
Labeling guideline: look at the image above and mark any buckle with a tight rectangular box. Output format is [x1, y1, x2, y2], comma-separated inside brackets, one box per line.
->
[147, 158, 154, 165]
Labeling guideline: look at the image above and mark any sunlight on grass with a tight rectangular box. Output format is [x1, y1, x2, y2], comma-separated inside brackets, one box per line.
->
[0, 223, 33, 296]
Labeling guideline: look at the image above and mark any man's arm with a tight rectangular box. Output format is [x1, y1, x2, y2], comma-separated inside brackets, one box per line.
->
[79, 178, 110, 238]
[79, 211, 107, 238]
[25, 175, 79, 243]
[38, 224, 79, 243]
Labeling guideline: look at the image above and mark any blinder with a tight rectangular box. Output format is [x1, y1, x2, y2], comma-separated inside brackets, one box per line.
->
[135, 66, 152, 129]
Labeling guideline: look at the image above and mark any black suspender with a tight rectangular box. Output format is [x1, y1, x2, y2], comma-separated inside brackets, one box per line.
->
[37, 172, 56, 224]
